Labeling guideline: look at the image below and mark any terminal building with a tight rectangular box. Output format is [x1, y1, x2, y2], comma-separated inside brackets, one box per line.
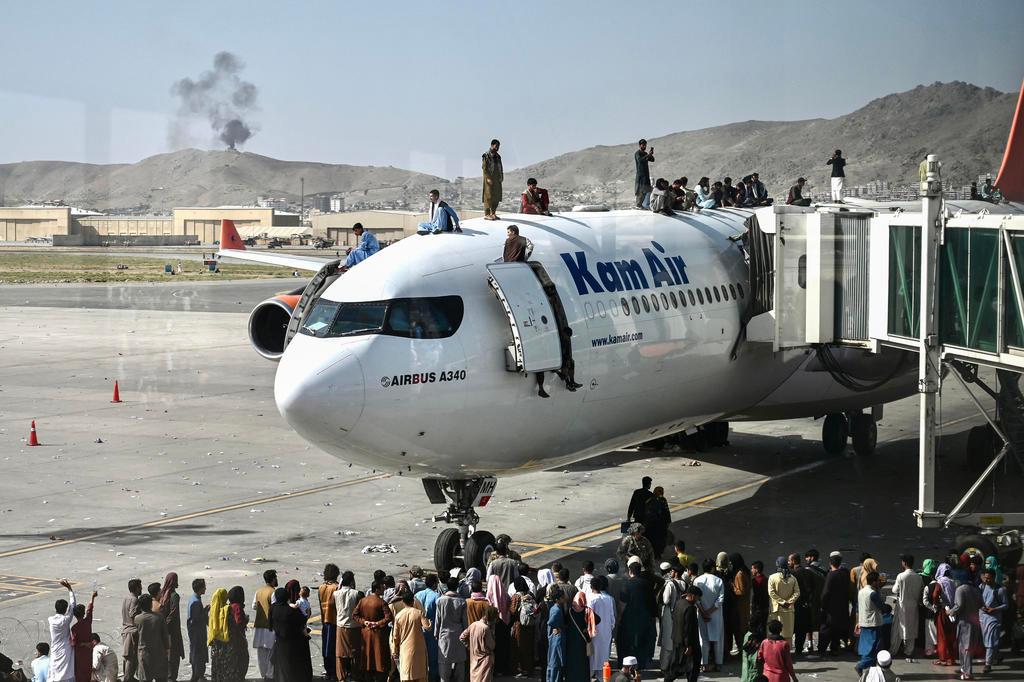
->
[0, 206, 300, 245]
[0, 205, 485, 247]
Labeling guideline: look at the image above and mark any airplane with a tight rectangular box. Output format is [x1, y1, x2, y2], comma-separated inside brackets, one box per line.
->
[218, 82, 1024, 574]
[216, 206, 921, 572]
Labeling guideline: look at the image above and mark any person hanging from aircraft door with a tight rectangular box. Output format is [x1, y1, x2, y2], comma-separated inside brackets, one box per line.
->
[501, 225, 549, 398]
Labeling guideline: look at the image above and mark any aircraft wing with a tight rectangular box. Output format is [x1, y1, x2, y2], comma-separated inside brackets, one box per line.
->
[215, 219, 337, 272]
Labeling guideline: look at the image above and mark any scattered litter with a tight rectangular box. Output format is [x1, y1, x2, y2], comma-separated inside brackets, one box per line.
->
[250, 508, 264, 513]
[557, 525, 567, 529]
[204, 565, 211, 570]
[94, 438, 103, 444]
[47, 518, 55, 523]
[334, 530, 359, 536]
[220, 556, 230, 561]
[115, 552, 124, 557]
[251, 557, 268, 563]
[192, 481, 201, 486]
[687, 461, 701, 466]
[96, 565, 111, 571]
[509, 496, 538, 503]
[323, 502, 333, 506]
[361, 544, 399, 554]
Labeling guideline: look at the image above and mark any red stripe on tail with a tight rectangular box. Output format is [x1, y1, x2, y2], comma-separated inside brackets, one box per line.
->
[995, 79, 1024, 202]
[220, 219, 245, 250]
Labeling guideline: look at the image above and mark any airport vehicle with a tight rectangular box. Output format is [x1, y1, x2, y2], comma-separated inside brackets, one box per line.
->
[218, 210, 918, 573]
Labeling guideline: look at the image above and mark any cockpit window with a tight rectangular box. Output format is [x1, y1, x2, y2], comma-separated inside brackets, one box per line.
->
[299, 296, 463, 339]
[386, 297, 463, 339]
[299, 300, 339, 338]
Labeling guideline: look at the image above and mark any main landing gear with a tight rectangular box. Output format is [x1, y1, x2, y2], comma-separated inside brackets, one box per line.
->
[423, 478, 498, 576]
[821, 410, 878, 456]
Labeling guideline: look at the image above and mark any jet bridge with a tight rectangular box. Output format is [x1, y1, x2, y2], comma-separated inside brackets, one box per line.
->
[743, 156, 1024, 563]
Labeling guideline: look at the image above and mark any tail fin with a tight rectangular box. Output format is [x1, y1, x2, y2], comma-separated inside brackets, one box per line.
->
[995, 78, 1024, 202]
[220, 219, 245, 250]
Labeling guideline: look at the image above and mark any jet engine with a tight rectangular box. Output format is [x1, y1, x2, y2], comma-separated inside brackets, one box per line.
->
[248, 294, 301, 360]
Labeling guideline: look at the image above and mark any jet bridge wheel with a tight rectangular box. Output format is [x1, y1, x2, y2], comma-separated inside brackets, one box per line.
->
[433, 528, 462, 576]
[822, 413, 849, 455]
[850, 413, 877, 457]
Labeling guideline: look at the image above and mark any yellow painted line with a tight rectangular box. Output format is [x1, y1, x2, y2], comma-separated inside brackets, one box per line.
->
[0, 473, 391, 560]
[515, 541, 586, 551]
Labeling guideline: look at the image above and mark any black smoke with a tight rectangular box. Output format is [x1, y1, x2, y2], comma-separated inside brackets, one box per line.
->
[170, 52, 259, 150]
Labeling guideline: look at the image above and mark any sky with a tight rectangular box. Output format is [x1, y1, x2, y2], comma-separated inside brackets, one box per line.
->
[1, 0, 1022, 178]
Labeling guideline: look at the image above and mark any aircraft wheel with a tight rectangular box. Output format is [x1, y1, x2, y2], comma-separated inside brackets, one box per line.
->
[850, 413, 877, 456]
[433, 528, 461, 576]
[822, 413, 848, 455]
[463, 530, 496, 572]
[955, 533, 998, 564]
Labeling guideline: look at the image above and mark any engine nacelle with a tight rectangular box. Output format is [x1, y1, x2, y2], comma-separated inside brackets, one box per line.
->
[248, 294, 301, 361]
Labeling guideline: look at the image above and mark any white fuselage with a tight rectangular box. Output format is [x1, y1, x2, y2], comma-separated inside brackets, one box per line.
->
[273, 209, 908, 478]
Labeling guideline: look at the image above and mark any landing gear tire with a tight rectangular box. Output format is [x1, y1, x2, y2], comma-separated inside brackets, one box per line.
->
[850, 413, 877, 457]
[463, 530, 496, 572]
[822, 413, 849, 455]
[433, 528, 462, 576]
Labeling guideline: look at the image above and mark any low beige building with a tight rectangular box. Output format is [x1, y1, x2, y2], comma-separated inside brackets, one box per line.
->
[0, 205, 302, 245]
[311, 208, 486, 246]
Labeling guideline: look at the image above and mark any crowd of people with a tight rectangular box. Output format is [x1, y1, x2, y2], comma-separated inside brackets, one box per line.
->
[4, 479, 1022, 682]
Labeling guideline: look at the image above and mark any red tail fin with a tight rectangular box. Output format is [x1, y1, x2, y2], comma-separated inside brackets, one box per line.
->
[995, 78, 1024, 202]
[220, 219, 245, 250]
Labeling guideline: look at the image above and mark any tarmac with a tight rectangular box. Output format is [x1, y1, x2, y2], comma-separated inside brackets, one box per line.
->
[0, 278, 1020, 682]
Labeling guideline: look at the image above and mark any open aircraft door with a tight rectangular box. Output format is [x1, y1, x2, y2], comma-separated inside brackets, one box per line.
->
[486, 262, 564, 372]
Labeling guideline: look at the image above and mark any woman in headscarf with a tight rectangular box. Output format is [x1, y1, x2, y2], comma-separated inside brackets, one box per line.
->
[920, 559, 939, 657]
[158, 572, 185, 680]
[767, 557, 800, 643]
[858, 558, 879, 589]
[486, 573, 511, 675]
[269, 586, 312, 682]
[730, 553, 752, 653]
[984, 556, 1004, 585]
[509, 576, 537, 676]
[210, 586, 248, 682]
[460, 568, 483, 600]
[931, 563, 958, 666]
[564, 590, 597, 682]
[533, 571, 553, 682]
[715, 553, 737, 659]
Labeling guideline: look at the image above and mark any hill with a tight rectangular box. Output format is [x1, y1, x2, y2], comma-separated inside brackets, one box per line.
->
[0, 82, 1015, 212]
[495, 81, 1015, 204]
[0, 149, 448, 213]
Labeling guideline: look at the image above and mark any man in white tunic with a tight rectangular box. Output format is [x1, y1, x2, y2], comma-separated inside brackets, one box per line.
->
[585, 576, 616, 677]
[891, 553, 924, 661]
[658, 563, 685, 671]
[692, 560, 725, 671]
[47, 579, 76, 682]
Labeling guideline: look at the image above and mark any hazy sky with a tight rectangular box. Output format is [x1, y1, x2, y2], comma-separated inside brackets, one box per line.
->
[2, 0, 1022, 178]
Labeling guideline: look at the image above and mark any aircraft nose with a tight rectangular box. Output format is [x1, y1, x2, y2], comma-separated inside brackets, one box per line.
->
[274, 337, 366, 442]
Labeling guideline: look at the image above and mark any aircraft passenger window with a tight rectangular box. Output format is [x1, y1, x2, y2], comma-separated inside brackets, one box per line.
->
[611, 299, 620, 317]
[688, 290, 696, 306]
[299, 300, 340, 338]
[631, 297, 640, 314]
[597, 301, 607, 318]
[330, 302, 389, 336]
[737, 282, 745, 298]
[651, 295, 660, 311]
[661, 293, 669, 309]
[670, 291, 678, 308]
[729, 283, 737, 299]
[585, 302, 594, 319]
[713, 287, 721, 303]
[696, 289, 704, 305]
[720, 286, 728, 301]
[642, 296, 651, 313]
[704, 287, 713, 303]
[384, 296, 464, 339]
[622, 297, 630, 315]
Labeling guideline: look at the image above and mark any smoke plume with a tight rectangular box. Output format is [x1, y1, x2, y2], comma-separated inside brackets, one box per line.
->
[170, 52, 259, 150]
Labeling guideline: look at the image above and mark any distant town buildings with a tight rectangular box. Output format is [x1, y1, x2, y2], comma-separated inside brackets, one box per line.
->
[256, 196, 289, 210]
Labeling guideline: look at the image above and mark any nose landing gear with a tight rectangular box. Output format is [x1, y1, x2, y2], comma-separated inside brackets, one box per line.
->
[423, 478, 498, 575]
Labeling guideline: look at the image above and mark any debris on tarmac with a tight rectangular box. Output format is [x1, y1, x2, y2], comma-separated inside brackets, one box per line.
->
[509, 496, 538, 503]
[96, 565, 111, 571]
[361, 543, 398, 554]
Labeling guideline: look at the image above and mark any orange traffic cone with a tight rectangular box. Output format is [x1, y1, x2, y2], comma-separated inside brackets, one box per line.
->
[29, 420, 40, 446]
[111, 380, 122, 403]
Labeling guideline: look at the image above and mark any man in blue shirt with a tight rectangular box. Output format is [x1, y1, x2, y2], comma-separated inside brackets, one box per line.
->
[344, 223, 380, 269]
[30, 642, 50, 682]
[418, 190, 462, 234]
[546, 585, 566, 682]
[187, 579, 208, 682]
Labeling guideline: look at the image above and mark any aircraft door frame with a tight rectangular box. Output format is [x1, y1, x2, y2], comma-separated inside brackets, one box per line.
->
[486, 262, 564, 372]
